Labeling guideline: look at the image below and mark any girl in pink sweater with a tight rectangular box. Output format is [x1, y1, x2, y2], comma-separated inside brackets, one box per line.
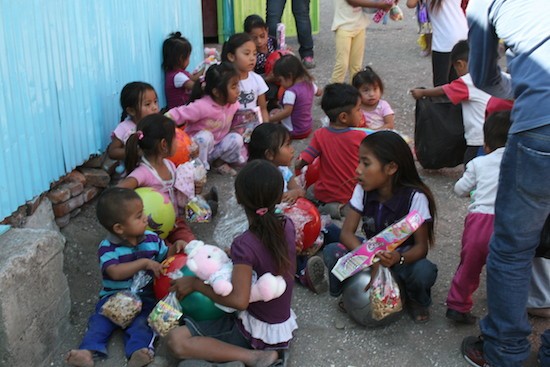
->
[166, 62, 243, 176]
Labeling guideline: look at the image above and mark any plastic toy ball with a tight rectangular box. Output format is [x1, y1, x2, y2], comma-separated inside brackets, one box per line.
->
[305, 157, 320, 188]
[135, 187, 176, 239]
[154, 254, 188, 300]
[179, 265, 226, 321]
[295, 155, 320, 189]
[283, 198, 321, 251]
[342, 268, 401, 327]
[168, 128, 193, 167]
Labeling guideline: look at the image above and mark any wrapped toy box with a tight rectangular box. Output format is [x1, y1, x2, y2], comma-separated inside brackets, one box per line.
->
[331, 211, 425, 281]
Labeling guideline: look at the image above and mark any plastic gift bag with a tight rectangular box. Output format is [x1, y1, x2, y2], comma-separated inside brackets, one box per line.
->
[101, 270, 152, 328]
[370, 266, 403, 321]
[148, 270, 183, 336]
[186, 196, 212, 223]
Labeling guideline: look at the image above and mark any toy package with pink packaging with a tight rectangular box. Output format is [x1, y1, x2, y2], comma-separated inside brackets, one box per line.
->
[331, 211, 425, 281]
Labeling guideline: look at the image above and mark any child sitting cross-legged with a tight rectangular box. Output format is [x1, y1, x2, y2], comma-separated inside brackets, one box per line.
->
[65, 187, 182, 367]
[295, 83, 366, 219]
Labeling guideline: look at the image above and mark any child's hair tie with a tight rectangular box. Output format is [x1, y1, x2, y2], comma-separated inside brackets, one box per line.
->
[136, 130, 144, 140]
[199, 75, 206, 88]
[256, 207, 268, 216]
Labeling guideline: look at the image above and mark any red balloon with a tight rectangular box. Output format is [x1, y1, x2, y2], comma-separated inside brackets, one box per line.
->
[154, 253, 188, 300]
[283, 198, 321, 251]
[168, 128, 193, 167]
[305, 158, 320, 188]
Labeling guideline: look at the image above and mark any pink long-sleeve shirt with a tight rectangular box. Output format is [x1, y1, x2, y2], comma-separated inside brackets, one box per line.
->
[166, 95, 240, 144]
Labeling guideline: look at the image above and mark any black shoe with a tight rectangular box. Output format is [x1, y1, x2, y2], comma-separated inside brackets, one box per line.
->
[203, 186, 219, 203]
[446, 308, 478, 325]
[461, 335, 491, 367]
[207, 200, 218, 218]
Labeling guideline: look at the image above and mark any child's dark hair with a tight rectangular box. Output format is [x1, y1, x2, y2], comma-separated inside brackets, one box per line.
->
[451, 40, 469, 64]
[162, 32, 192, 72]
[484, 110, 511, 151]
[221, 33, 254, 62]
[120, 81, 156, 121]
[235, 160, 291, 275]
[361, 131, 437, 245]
[352, 66, 384, 94]
[125, 114, 176, 173]
[321, 83, 360, 122]
[248, 123, 291, 161]
[189, 62, 239, 104]
[244, 14, 268, 33]
[273, 54, 313, 84]
[97, 187, 141, 232]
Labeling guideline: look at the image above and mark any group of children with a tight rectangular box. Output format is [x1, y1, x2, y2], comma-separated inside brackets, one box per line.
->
[65, 11, 517, 367]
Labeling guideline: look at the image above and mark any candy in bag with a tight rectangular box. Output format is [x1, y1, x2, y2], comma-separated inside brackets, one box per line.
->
[186, 196, 212, 223]
[370, 266, 402, 321]
[148, 292, 183, 336]
[101, 270, 152, 328]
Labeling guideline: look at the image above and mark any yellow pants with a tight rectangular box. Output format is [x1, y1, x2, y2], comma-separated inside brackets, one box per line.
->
[330, 27, 366, 84]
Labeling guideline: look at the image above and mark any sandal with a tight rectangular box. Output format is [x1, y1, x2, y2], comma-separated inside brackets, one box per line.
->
[215, 163, 237, 176]
[408, 301, 430, 324]
[337, 299, 347, 314]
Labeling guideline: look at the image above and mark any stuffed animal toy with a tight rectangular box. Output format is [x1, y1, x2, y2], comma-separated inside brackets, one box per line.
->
[185, 240, 287, 304]
[192, 48, 221, 74]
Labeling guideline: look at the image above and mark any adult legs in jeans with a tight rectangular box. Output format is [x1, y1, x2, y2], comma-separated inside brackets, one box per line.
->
[480, 125, 550, 367]
[266, 0, 313, 59]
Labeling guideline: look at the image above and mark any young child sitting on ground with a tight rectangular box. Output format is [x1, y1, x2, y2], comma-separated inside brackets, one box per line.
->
[323, 131, 438, 323]
[65, 187, 181, 367]
[446, 111, 512, 324]
[295, 83, 365, 219]
[410, 40, 491, 165]
[248, 123, 328, 294]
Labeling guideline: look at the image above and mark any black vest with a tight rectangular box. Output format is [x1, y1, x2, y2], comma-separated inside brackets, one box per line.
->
[361, 186, 418, 252]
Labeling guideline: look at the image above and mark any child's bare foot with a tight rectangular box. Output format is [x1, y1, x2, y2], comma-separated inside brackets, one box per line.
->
[250, 350, 279, 367]
[127, 348, 154, 367]
[65, 349, 94, 367]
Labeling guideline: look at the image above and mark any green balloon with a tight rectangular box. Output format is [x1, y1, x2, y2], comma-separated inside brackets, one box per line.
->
[179, 266, 226, 321]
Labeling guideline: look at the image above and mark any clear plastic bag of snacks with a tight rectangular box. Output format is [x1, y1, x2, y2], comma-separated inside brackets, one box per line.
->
[148, 291, 183, 336]
[370, 266, 402, 321]
[186, 196, 212, 223]
[101, 270, 152, 328]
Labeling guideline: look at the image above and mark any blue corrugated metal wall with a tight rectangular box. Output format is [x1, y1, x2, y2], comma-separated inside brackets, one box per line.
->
[0, 0, 205, 219]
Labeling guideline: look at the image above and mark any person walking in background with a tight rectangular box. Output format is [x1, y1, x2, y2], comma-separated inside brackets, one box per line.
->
[266, 0, 316, 69]
[330, 0, 392, 84]
[460, 1, 550, 366]
[406, 0, 468, 86]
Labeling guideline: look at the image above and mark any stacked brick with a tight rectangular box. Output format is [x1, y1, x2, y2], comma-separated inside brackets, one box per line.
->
[47, 156, 116, 228]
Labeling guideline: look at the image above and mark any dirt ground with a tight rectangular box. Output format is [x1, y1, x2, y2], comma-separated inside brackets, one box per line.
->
[53, 2, 548, 366]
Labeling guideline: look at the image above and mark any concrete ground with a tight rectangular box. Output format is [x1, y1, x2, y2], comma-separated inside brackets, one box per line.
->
[53, 1, 548, 366]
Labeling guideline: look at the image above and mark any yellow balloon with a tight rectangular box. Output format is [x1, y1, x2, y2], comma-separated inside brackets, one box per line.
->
[135, 187, 175, 239]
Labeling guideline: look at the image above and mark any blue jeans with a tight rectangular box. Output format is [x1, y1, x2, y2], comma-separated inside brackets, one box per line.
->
[323, 240, 438, 304]
[80, 295, 156, 358]
[266, 0, 314, 58]
[480, 124, 550, 366]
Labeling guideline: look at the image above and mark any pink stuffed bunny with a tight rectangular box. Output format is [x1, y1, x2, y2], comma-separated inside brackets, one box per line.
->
[185, 240, 286, 303]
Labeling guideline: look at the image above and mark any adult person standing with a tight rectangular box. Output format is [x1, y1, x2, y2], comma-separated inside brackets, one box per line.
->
[266, 0, 316, 69]
[406, 0, 468, 86]
[460, 1, 550, 366]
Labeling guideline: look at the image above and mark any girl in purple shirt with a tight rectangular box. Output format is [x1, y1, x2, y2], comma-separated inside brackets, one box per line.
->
[169, 160, 297, 365]
[269, 55, 322, 140]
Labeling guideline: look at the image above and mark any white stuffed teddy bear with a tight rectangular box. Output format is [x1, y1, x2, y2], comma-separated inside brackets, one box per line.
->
[185, 240, 287, 305]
